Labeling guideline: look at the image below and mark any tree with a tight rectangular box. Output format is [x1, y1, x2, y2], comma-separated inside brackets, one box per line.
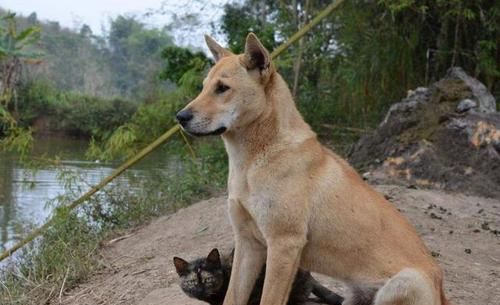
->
[0, 12, 42, 115]
[159, 46, 209, 86]
[220, 0, 500, 129]
[219, 1, 340, 126]
[0, 12, 42, 153]
[108, 15, 174, 98]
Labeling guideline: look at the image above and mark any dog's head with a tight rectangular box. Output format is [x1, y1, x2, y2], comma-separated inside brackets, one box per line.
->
[176, 33, 275, 136]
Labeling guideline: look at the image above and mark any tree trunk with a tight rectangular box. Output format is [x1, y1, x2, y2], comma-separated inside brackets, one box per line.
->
[292, 0, 310, 97]
[450, 10, 461, 68]
[434, 17, 449, 81]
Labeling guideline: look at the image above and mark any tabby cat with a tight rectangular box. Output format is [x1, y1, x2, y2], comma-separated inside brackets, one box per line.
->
[173, 248, 344, 305]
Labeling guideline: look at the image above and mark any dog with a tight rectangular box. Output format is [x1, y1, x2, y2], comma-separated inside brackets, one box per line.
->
[176, 33, 452, 305]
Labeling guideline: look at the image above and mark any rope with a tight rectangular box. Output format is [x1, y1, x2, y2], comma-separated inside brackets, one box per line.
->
[0, 0, 344, 262]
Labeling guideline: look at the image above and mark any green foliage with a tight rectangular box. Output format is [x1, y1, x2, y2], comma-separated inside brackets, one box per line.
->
[88, 103, 168, 160]
[325, 1, 422, 127]
[0, 9, 174, 99]
[86, 141, 227, 228]
[0, 12, 42, 60]
[220, 1, 278, 53]
[159, 46, 210, 85]
[90, 43, 210, 161]
[0, 211, 100, 304]
[56, 94, 137, 139]
[108, 15, 174, 98]
[15, 79, 58, 121]
[87, 89, 188, 160]
[2, 2, 499, 302]
[0, 135, 227, 305]
[0, 125, 33, 157]
[219, 0, 499, 131]
[0, 11, 41, 155]
[11, 79, 138, 140]
[0, 11, 179, 154]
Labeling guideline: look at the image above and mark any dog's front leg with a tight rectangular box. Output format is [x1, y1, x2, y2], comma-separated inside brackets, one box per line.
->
[259, 235, 306, 305]
[223, 200, 266, 305]
[224, 236, 266, 305]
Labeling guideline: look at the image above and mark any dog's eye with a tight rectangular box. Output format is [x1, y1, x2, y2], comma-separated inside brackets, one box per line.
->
[215, 83, 230, 94]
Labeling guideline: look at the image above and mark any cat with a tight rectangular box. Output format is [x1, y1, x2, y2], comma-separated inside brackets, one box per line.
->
[173, 248, 344, 305]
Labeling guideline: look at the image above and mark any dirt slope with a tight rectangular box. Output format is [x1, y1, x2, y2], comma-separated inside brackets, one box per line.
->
[58, 185, 500, 305]
[349, 68, 500, 198]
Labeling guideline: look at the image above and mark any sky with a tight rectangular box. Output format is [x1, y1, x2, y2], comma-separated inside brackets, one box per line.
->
[1, 0, 233, 48]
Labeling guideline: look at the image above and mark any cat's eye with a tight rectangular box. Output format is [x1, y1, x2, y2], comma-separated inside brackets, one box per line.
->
[215, 83, 230, 94]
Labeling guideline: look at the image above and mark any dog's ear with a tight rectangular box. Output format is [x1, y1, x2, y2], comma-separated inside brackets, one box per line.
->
[206, 248, 221, 268]
[205, 35, 231, 62]
[243, 33, 272, 74]
[173, 257, 189, 275]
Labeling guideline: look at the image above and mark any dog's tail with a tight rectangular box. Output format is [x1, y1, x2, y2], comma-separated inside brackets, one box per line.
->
[310, 277, 344, 305]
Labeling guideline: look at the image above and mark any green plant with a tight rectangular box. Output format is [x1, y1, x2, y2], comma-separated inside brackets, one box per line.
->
[0, 137, 227, 305]
[0, 11, 42, 155]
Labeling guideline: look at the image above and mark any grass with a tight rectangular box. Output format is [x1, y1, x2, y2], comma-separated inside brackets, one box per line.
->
[0, 139, 227, 305]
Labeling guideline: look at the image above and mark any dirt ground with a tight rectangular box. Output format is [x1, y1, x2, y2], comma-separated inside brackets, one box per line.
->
[57, 184, 500, 305]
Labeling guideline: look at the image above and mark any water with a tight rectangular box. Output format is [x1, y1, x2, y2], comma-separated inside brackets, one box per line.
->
[0, 136, 171, 251]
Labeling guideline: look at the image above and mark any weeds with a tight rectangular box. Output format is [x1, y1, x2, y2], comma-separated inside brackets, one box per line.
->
[0, 138, 227, 305]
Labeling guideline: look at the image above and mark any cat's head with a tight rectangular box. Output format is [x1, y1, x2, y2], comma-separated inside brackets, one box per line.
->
[173, 248, 227, 301]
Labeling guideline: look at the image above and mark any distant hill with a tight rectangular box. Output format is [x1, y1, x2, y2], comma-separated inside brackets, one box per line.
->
[0, 8, 174, 99]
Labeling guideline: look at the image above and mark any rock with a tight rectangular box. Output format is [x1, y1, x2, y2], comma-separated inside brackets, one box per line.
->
[447, 67, 496, 113]
[380, 86, 430, 127]
[349, 68, 500, 198]
[456, 99, 477, 113]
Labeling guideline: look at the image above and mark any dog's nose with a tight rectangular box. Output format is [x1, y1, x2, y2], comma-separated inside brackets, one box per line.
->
[176, 110, 193, 125]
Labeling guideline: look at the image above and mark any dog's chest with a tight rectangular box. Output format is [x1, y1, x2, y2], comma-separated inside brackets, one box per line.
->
[227, 195, 268, 245]
[227, 164, 273, 208]
[227, 170, 275, 243]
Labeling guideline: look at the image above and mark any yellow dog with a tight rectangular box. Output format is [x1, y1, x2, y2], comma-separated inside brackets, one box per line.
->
[176, 33, 451, 305]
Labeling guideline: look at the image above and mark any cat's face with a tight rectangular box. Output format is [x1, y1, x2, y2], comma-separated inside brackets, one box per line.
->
[173, 248, 226, 301]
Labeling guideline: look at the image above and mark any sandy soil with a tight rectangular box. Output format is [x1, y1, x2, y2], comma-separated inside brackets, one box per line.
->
[57, 185, 500, 305]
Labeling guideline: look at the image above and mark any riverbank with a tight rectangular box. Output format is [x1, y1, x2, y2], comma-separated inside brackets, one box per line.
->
[0, 135, 187, 251]
[0, 135, 228, 305]
[52, 184, 500, 305]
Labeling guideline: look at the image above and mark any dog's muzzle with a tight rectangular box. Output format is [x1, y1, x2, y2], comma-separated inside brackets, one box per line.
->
[176, 109, 193, 127]
[176, 109, 227, 137]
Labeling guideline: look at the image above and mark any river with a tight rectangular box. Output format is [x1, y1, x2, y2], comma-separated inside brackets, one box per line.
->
[0, 136, 171, 252]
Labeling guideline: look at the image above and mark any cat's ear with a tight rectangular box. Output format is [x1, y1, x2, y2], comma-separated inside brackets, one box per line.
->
[173, 257, 189, 275]
[229, 248, 235, 261]
[206, 248, 221, 268]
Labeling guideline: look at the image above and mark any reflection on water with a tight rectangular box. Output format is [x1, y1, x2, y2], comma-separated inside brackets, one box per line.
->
[0, 136, 170, 251]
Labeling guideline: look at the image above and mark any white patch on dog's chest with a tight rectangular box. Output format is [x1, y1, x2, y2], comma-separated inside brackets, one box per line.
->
[246, 194, 276, 232]
[228, 196, 267, 245]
